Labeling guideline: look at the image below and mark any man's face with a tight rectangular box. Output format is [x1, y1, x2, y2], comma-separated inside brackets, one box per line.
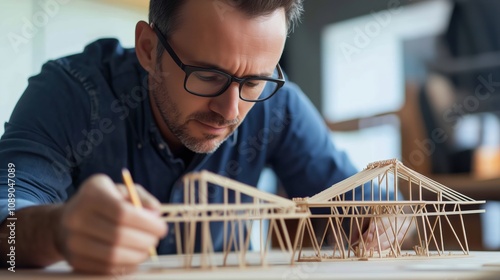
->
[149, 0, 287, 154]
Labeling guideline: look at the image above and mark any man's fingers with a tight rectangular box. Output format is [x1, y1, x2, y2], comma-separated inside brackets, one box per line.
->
[75, 215, 160, 251]
[66, 233, 149, 266]
[116, 184, 162, 212]
[61, 174, 168, 274]
[116, 184, 129, 197]
[360, 217, 406, 250]
[93, 197, 167, 239]
[68, 180, 167, 239]
[87, 183, 167, 238]
[82, 175, 124, 201]
[134, 185, 162, 212]
[68, 250, 139, 275]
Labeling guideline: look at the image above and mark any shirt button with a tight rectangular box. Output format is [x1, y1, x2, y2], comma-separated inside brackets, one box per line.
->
[137, 143, 143, 149]
[158, 143, 165, 150]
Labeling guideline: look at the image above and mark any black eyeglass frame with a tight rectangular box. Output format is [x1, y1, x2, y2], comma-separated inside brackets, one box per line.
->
[152, 24, 285, 102]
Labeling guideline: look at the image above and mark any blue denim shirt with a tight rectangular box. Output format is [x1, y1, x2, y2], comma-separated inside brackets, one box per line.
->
[0, 39, 368, 254]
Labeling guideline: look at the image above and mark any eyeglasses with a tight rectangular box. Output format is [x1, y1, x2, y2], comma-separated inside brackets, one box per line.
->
[152, 24, 285, 102]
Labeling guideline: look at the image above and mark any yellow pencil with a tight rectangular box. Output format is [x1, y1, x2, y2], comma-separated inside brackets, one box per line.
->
[121, 168, 159, 262]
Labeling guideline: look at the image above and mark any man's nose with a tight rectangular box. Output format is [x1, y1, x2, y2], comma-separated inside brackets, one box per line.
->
[208, 83, 240, 121]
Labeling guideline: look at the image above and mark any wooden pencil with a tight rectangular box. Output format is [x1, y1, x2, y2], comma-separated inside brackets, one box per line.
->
[121, 168, 159, 262]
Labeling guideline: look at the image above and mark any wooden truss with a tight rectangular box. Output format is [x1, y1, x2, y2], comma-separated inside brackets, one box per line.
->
[292, 159, 486, 262]
[158, 160, 485, 268]
[160, 171, 309, 268]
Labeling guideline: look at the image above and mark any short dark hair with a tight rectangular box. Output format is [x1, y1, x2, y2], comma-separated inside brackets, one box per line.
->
[149, 0, 303, 57]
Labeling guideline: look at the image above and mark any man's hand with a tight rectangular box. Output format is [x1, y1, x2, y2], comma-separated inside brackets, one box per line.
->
[352, 216, 413, 253]
[55, 174, 167, 274]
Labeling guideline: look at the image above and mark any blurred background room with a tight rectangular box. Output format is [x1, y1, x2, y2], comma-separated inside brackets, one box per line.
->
[1, 0, 499, 250]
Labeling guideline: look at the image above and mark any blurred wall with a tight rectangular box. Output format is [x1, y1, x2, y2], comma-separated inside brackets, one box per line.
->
[284, 0, 427, 111]
[0, 0, 147, 136]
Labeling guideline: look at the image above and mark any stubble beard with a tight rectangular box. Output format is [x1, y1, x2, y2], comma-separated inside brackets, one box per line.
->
[150, 66, 240, 154]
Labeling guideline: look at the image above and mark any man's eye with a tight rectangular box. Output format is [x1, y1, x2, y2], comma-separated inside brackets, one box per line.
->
[195, 73, 222, 82]
[245, 81, 262, 88]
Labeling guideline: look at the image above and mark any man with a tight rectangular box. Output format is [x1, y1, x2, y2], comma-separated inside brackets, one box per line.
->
[0, 0, 401, 275]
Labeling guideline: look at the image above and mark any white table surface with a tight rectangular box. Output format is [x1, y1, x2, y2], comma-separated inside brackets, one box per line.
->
[2, 251, 500, 280]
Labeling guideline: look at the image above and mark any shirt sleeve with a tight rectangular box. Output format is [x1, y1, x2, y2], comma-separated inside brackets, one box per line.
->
[268, 82, 395, 201]
[0, 60, 89, 223]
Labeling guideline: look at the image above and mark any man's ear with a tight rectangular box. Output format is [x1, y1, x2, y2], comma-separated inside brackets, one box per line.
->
[135, 20, 156, 73]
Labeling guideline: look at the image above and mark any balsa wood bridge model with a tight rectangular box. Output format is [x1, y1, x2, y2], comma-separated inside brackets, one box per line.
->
[159, 159, 485, 268]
